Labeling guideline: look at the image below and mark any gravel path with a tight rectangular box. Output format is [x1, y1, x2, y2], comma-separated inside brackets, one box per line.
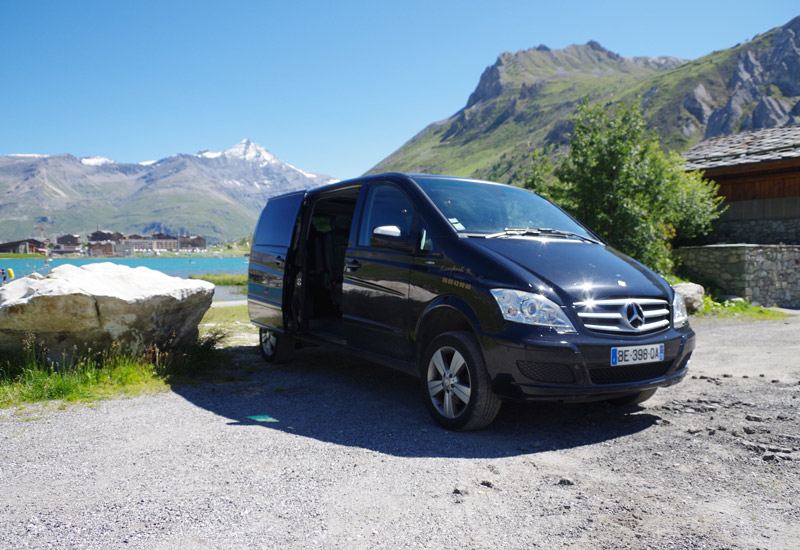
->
[1, 313, 798, 549]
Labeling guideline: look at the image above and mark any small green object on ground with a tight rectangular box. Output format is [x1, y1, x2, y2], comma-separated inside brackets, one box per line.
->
[247, 415, 279, 423]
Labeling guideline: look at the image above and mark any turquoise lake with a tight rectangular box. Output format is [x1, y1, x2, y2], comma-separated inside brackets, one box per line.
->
[0, 256, 249, 279]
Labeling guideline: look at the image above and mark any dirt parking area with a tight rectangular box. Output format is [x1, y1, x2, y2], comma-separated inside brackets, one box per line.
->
[1, 313, 798, 549]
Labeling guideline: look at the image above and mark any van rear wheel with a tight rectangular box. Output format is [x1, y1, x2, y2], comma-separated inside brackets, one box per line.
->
[259, 328, 294, 363]
[421, 331, 501, 431]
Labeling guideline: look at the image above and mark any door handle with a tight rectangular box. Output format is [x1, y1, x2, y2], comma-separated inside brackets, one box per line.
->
[345, 259, 361, 272]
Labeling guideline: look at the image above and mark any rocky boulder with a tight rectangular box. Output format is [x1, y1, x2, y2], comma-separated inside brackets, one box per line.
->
[684, 84, 714, 125]
[0, 262, 214, 359]
[672, 282, 705, 313]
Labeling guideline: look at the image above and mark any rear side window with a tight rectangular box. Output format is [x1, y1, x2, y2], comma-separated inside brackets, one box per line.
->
[255, 192, 305, 246]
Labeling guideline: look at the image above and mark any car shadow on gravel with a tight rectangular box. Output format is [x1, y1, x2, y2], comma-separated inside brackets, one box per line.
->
[172, 346, 662, 459]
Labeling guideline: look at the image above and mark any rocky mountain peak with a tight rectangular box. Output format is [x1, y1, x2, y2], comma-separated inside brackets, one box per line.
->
[195, 139, 277, 164]
[464, 41, 685, 110]
[224, 138, 276, 163]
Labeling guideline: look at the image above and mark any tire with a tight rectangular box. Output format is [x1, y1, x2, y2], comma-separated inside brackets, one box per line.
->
[607, 388, 657, 408]
[421, 331, 501, 431]
[258, 327, 294, 363]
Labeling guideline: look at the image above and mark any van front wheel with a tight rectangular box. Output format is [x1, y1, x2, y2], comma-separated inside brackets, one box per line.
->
[421, 331, 501, 431]
[259, 328, 294, 363]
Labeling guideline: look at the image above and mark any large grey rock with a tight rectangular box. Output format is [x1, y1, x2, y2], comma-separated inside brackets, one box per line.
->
[0, 262, 214, 358]
[706, 84, 760, 138]
[684, 84, 714, 124]
[672, 282, 705, 313]
[750, 96, 791, 128]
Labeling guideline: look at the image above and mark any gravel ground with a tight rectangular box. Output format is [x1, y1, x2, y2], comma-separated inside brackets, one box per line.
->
[1, 313, 799, 549]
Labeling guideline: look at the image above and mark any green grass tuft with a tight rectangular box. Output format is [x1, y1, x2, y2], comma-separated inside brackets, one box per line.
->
[0, 253, 43, 259]
[0, 329, 233, 408]
[189, 273, 248, 286]
[0, 347, 165, 407]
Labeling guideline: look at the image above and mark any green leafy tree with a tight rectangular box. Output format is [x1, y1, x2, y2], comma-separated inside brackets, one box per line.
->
[544, 99, 724, 273]
[521, 150, 553, 194]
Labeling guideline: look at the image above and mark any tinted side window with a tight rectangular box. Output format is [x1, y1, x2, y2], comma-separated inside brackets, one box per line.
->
[357, 185, 414, 247]
[255, 192, 305, 246]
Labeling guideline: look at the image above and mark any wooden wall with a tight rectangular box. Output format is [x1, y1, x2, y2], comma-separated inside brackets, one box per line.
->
[705, 157, 800, 202]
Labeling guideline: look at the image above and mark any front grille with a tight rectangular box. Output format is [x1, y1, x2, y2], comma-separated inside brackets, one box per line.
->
[517, 361, 575, 383]
[589, 361, 671, 384]
[574, 297, 670, 335]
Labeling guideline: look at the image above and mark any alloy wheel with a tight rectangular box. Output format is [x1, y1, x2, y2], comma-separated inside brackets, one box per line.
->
[427, 346, 472, 419]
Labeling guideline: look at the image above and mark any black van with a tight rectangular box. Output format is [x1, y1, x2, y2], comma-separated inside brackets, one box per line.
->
[248, 173, 695, 430]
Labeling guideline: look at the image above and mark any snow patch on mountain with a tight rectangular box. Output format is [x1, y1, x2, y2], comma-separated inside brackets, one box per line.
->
[197, 150, 223, 159]
[81, 156, 116, 166]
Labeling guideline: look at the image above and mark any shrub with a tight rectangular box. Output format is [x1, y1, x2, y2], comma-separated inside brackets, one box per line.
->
[526, 99, 725, 273]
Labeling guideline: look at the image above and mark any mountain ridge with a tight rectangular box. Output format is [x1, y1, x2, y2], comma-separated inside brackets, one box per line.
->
[369, 15, 800, 182]
[0, 139, 336, 242]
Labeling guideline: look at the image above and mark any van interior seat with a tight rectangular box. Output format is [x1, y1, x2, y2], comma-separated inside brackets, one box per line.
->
[324, 216, 351, 305]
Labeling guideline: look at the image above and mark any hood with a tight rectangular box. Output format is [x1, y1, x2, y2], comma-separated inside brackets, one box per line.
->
[471, 237, 670, 303]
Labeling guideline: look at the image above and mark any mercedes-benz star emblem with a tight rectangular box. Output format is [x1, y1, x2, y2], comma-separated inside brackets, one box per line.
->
[626, 302, 645, 329]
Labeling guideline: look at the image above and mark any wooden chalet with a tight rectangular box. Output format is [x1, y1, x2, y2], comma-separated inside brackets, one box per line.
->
[684, 125, 800, 244]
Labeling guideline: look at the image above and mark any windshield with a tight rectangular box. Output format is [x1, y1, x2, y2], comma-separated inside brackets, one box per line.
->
[413, 176, 595, 239]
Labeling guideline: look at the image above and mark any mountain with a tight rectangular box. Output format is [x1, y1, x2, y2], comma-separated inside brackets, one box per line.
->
[0, 139, 336, 242]
[369, 16, 800, 183]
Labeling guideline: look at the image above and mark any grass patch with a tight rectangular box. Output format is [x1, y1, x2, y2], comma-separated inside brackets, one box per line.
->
[0, 253, 43, 259]
[1, 343, 166, 408]
[0, 329, 232, 408]
[189, 273, 248, 286]
[198, 305, 256, 351]
[664, 274, 790, 321]
[200, 304, 249, 326]
[693, 296, 789, 321]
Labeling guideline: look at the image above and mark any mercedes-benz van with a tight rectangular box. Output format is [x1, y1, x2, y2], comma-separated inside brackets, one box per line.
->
[248, 173, 695, 430]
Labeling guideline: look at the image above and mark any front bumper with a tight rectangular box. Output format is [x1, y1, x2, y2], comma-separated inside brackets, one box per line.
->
[480, 325, 696, 402]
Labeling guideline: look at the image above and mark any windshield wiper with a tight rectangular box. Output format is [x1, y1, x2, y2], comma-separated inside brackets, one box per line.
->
[485, 227, 600, 244]
[534, 228, 601, 243]
[485, 228, 542, 238]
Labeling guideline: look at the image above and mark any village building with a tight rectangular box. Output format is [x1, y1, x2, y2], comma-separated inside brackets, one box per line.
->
[2, 228, 208, 257]
[118, 236, 179, 255]
[57, 234, 81, 246]
[152, 232, 177, 241]
[178, 235, 208, 250]
[52, 234, 83, 255]
[88, 230, 125, 243]
[87, 241, 116, 256]
[0, 239, 46, 254]
[679, 124, 800, 308]
[684, 124, 800, 244]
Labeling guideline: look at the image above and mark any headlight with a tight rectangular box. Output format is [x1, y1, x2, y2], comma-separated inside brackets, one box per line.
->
[673, 292, 689, 328]
[490, 289, 576, 333]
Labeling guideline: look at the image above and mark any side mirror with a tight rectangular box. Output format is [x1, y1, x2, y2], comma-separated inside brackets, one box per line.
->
[370, 225, 412, 251]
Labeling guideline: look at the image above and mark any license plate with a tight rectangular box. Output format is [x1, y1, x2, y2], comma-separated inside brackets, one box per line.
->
[610, 343, 664, 366]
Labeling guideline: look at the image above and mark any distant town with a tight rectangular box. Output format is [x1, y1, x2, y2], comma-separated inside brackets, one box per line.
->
[0, 231, 208, 257]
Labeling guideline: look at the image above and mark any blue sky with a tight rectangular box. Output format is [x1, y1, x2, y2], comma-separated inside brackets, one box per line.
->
[1, 1, 798, 179]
